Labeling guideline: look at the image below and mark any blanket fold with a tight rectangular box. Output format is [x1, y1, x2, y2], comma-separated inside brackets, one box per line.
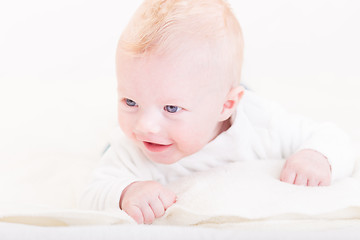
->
[1, 159, 359, 227]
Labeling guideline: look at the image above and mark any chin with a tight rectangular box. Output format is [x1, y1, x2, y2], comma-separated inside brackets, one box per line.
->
[146, 154, 181, 165]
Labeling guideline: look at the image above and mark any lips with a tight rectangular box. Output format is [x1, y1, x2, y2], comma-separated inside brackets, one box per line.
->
[143, 141, 173, 152]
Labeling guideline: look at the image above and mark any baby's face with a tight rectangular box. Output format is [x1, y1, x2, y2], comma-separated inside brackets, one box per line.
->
[116, 47, 230, 164]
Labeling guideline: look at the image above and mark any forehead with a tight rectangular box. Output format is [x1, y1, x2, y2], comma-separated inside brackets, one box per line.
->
[116, 36, 233, 106]
[117, 45, 222, 91]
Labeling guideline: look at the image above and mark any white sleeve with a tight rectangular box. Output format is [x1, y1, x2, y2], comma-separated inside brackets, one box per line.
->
[268, 101, 356, 181]
[78, 145, 142, 211]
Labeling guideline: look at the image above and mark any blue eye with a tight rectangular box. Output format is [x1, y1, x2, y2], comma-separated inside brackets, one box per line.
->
[164, 105, 182, 113]
[125, 98, 137, 107]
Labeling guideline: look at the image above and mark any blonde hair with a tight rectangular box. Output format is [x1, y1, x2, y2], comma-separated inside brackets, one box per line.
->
[117, 0, 244, 85]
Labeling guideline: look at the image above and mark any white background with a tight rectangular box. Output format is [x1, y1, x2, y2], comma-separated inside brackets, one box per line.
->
[0, 0, 359, 160]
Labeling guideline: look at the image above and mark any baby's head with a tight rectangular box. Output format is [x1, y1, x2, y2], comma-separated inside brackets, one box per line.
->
[116, 0, 244, 164]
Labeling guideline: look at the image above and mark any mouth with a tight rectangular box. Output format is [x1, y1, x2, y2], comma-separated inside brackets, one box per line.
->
[143, 141, 173, 152]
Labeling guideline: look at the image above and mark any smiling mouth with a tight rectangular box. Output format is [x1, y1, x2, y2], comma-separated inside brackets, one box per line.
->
[143, 141, 173, 152]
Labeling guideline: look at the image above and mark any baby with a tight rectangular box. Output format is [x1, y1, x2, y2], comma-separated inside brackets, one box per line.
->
[80, 0, 355, 224]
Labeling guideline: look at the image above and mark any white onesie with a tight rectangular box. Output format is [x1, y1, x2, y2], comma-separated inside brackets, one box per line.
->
[80, 90, 355, 211]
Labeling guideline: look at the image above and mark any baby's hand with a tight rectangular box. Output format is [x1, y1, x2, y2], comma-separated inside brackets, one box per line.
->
[120, 181, 177, 224]
[280, 149, 332, 186]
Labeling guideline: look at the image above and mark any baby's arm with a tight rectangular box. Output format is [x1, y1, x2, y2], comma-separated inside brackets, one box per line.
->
[251, 92, 355, 183]
[78, 131, 177, 224]
[276, 117, 354, 185]
[79, 146, 140, 211]
[80, 137, 159, 212]
[120, 181, 177, 224]
[275, 116, 354, 184]
[280, 149, 332, 186]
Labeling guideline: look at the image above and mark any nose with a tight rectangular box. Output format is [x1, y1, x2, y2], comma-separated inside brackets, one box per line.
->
[134, 109, 162, 135]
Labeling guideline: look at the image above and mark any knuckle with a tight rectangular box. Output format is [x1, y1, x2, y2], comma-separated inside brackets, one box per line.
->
[127, 206, 143, 224]
[144, 214, 155, 224]
[154, 208, 165, 218]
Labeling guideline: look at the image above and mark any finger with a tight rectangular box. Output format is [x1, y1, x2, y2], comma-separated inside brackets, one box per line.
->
[125, 205, 144, 224]
[159, 189, 177, 210]
[140, 203, 156, 224]
[307, 178, 319, 187]
[294, 174, 307, 186]
[149, 198, 165, 218]
[280, 169, 296, 184]
[279, 162, 288, 181]
[319, 179, 331, 186]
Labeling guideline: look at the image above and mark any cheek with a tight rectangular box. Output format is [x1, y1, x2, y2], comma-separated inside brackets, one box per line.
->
[172, 130, 202, 155]
[117, 111, 135, 138]
[171, 119, 217, 152]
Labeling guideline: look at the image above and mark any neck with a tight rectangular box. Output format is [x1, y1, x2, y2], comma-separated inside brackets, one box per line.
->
[211, 118, 231, 142]
[219, 118, 232, 133]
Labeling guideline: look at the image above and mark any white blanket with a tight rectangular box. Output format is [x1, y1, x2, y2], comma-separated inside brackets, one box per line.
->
[160, 159, 360, 226]
[1, 155, 359, 228]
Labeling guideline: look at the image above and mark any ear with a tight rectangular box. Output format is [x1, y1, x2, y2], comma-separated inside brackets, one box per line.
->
[218, 85, 245, 121]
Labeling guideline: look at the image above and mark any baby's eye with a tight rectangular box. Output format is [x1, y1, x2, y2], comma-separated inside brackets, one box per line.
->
[125, 98, 138, 107]
[164, 105, 182, 113]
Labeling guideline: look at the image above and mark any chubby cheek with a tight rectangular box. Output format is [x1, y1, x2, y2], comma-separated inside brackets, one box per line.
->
[117, 112, 135, 140]
[172, 121, 215, 156]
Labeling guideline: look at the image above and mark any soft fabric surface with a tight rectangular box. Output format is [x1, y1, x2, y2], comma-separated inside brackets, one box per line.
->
[2, 222, 360, 240]
[161, 159, 360, 226]
[1, 154, 359, 228]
